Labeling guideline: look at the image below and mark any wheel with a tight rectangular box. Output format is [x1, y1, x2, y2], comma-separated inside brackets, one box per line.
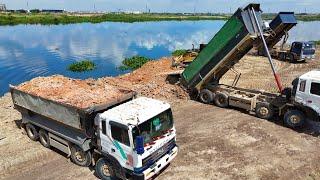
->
[199, 89, 214, 104]
[214, 92, 229, 108]
[95, 158, 116, 180]
[284, 110, 306, 128]
[255, 102, 274, 120]
[279, 52, 286, 61]
[288, 53, 295, 63]
[39, 129, 50, 148]
[25, 123, 39, 141]
[70, 145, 92, 167]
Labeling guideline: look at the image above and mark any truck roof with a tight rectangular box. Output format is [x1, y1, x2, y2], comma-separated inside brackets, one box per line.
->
[300, 70, 320, 81]
[99, 97, 171, 125]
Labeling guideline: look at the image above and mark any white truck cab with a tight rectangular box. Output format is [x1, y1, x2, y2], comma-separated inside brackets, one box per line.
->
[295, 70, 320, 115]
[95, 97, 178, 180]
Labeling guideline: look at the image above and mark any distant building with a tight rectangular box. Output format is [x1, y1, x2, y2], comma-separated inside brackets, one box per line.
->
[0, 4, 6, 11]
[41, 9, 65, 13]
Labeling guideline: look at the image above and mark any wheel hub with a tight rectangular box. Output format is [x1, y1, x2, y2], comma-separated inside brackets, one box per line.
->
[290, 115, 301, 124]
[102, 164, 110, 176]
[75, 151, 85, 162]
[259, 107, 269, 116]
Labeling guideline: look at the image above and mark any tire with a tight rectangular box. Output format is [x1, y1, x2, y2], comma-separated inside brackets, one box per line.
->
[39, 129, 50, 148]
[95, 158, 116, 180]
[284, 110, 306, 128]
[70, 145, 92, 167]
[199, 89, 214, 104]
[25, 123, 39, 141]
[279, 52, 286, 61]
[255, 102, 274, 120]
[214, 92, 229, 108]
[288, 53, 295, 63]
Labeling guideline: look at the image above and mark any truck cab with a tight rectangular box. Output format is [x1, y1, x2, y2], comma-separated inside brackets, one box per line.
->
[95, 97, 178, 180]
[294, 70, 320, 116]
[289, 41, 316, 62]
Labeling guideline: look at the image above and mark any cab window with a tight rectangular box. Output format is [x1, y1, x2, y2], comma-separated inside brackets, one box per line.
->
[110, 124, 130, 146]
[310, 82, 320, 96]
[299, 80, 306, 92]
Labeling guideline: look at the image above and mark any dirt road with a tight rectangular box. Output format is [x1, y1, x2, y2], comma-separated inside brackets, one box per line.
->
[1, 53, 320, 179]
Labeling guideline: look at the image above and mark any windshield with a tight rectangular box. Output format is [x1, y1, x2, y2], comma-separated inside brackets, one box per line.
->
[132, 109, 173, 146]
[302, 42, 316, 55]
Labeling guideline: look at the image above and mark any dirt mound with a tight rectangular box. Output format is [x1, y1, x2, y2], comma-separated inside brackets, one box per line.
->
[14, 57, 189, 108]
[14, 75, 134, 109]
[98, 57, 189, 101]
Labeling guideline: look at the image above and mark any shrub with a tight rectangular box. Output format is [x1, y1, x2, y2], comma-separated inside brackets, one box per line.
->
[119, 56, 151, 71]
[68, 60, 96, 72]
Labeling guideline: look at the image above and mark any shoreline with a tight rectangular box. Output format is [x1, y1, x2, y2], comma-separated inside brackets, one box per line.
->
[0, 13, 319, 26]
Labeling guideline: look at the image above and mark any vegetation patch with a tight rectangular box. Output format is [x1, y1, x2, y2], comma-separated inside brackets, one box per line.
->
[315, 40, 320, 45]
[172, 49, 187, 57]
[119, 56, 151, 71]
[68, 60, 96, 72]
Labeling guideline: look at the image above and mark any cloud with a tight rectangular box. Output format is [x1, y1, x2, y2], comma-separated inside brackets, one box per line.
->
[1, 0, 320, 13]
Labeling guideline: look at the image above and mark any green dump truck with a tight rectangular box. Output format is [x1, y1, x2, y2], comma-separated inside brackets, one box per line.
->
[180, 4, 320, 128]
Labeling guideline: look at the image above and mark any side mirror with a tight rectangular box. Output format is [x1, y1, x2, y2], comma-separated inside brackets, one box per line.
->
[135, 136, 144, 155]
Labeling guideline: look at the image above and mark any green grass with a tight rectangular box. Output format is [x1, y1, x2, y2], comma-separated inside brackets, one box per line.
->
[0, 13, 229, 25]
[68, 60, 96, 72]
[119, 56, 151, 71]
[0, 12, 319, 26]
[172, 49, 188, 57]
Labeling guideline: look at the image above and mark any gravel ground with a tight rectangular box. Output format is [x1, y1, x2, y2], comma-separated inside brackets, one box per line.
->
[1, 52, 320, 179]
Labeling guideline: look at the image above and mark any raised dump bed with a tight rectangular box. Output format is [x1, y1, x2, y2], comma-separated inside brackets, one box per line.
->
[181, 4, 263, 91]
[257, 12, 297, 55]
[10, 75, 136, 136]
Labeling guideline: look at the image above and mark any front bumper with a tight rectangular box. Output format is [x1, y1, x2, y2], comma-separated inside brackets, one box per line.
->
[133, 146, 178, 180]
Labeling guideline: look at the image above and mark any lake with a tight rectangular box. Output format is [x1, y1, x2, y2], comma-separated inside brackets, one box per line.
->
[0, 20, 320, 96]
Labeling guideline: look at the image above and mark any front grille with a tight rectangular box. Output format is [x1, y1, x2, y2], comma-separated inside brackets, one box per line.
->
[142, 138, 176, 167]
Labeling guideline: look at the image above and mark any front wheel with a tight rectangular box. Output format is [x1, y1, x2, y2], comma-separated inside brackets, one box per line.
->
[288, 53, 295, 63]
[284, 109, 306, 128]
[70, 145, 92, 167]
[95, 158, 116, 180]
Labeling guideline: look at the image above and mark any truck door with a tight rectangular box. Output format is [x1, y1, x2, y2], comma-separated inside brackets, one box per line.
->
[100, 120, 133, 169]
[308, 81, 320, 114]
[295, 79, 308, 105]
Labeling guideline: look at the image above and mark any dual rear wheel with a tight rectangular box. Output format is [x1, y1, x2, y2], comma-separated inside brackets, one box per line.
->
[199, 89, 229, 108]
[25, 123, 92, 167]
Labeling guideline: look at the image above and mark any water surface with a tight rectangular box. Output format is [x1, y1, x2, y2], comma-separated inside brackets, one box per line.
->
[0, 20, 319, 95]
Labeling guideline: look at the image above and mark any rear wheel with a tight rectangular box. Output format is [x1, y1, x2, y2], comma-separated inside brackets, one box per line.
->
[214, 92, 229, 108]
[199, 89, 214, 104]
[39, 129, 50, 148]
[25, 123, 39, 141]
[255, 102, 274, 120]
[95, 158, 116, 180]
[284, 109, 306, 128]
[70, 145, 92, 167]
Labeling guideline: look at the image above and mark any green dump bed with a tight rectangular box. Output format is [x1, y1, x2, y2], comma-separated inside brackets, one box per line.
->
[181, 4, 264, 91]
[257, 12, 297, 55]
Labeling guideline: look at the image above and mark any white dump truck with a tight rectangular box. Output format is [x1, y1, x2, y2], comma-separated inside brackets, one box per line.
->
[10, 84, 178, 180]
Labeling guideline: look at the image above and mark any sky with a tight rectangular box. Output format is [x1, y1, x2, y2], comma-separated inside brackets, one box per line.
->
[1, 0, 319, 13]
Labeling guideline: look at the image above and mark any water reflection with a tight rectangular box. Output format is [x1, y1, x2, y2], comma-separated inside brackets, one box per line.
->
[0, 20, 319, 95]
